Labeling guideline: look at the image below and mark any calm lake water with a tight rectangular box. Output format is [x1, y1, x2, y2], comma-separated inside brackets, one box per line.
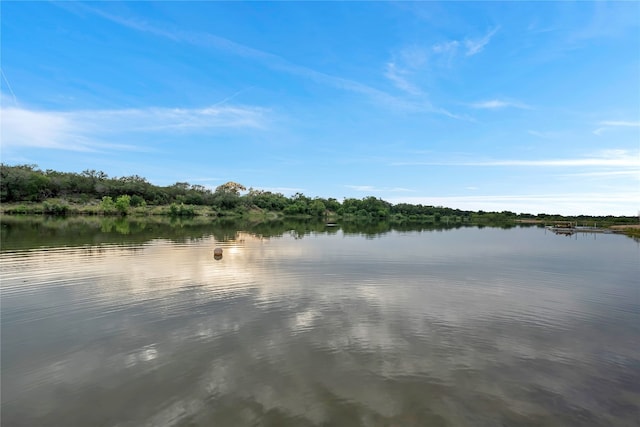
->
[1, 217, 639, 426]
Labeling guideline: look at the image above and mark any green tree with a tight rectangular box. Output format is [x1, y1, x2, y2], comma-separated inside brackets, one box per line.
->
[247, 189, 289, 211]
[340, 198, 362, 215]
[212, 181, 246, 210]
[215, 181, 247, 196]
[361, 196, 391, 217]
[309, 199, 326, 217]
[324, 198, 341, 213]
[115, 195, 131, 215]
[1, 164, 39, 201]
[101, 196, 115, 214]
[130, 194, 146, 207]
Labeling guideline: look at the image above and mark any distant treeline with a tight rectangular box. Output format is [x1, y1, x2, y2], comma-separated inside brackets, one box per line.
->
[1, 164, 636, 225]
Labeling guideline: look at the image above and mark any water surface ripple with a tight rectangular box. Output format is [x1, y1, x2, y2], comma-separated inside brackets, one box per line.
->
[1, 224, 639, 426]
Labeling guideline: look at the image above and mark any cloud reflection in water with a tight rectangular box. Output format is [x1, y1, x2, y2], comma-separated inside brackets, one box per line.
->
[1, 227, 638, 426]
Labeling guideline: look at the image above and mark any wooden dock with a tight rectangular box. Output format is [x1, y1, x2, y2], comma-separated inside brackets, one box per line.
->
[545, 225, 614, 235]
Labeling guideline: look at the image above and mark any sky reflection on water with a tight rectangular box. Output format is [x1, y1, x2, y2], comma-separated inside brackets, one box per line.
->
[1, 224, 639, 426]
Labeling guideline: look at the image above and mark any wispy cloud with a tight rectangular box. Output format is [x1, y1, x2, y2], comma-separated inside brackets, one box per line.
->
[1, 104, 269, 151]
[384, 45, 429, 96]
[593, 120, 640, 135]
[432, 40, 460, 55]
[470, 99, 530, 110]
[428, 27, 499, 69]
[2, 107, 104, 152]
[384, 62, 422, 96]
[599, 121, 640, 127]
[559, 170, 640, 179]
[1, 70, 19, 106]
[527, 19, 557, 35]
[392, 150, 640, 167]
[464, 27, 500, 56]
[527, 130, 562, 139]
[569, 2, 640, 44]
[345, 185, 414, 193]
[392, 193, 634, 203]
[92, 106, 269, 132]
[73, 4, 449, 116]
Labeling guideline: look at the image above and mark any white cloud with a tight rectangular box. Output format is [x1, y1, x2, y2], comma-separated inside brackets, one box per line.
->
[1, 107, 103, 152]
[593, 120, 640, 135]
[384, 46, 430, 96]
[73, 4, 471, 119]
[384, 62, 422, 96]
[470, 99, 530, 110]
[346, 185, 414, 193]
[465, 158, 636, 167]
[0, 105, 269, 151]
[429, 27, 499, 67]
[527, 130, 562, 139]
[94, 106, 269, 132]
[464, 27, 500, 56]
[392, 150, 640, 167]
[559, 170, 640, 179]
[569, 2, 640, 44]
[599, 120, 640, 127]
[77, 4, 446, 116]
[398, 46, 428, 69]
[432, 40, 460, 54]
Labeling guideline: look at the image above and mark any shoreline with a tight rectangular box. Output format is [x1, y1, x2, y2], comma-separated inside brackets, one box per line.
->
[2, 204, 639, 239]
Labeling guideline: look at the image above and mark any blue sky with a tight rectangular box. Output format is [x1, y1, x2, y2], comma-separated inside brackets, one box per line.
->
[1, 1, 639, 215]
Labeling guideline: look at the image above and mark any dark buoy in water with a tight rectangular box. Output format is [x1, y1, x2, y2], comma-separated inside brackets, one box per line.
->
[214, 247, 223, 260]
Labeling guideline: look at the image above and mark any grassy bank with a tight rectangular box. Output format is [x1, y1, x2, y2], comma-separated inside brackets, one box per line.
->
[0, 200, 283, 219]
[610, 224, 640, 239]
[2, 199, 638, 239]
[0, 200, 470, 226]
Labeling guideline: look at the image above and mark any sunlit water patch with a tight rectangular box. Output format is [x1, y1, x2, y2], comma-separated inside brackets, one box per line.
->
[1, 222, 639, 426]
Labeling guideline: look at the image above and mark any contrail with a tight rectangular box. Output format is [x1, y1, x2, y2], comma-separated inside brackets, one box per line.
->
[212, 86, 253, 107]
[1, 68, 19, 106]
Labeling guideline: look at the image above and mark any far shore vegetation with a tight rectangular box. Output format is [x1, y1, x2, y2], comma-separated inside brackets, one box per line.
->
[1, 164, 639, 238]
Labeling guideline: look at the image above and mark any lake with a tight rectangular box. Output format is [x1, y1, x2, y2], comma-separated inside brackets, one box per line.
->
[1, 217, 638, 426]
